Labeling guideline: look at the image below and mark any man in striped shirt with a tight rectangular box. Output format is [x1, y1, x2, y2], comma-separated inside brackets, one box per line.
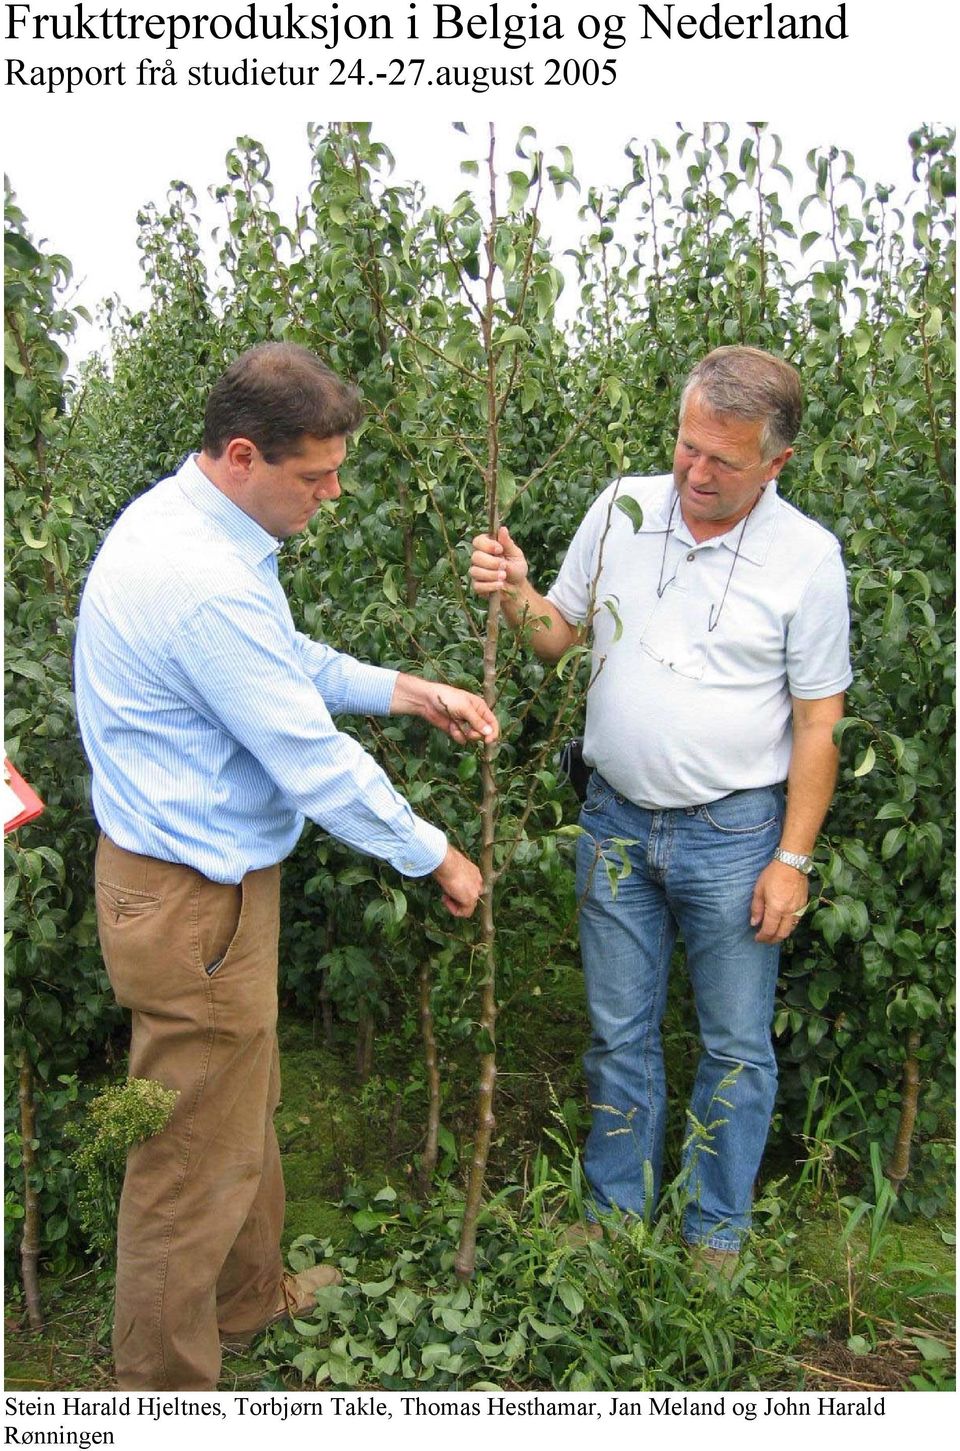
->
[75, 343, 497, 1389]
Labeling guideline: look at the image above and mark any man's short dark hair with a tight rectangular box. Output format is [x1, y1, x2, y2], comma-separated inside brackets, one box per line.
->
[680, 346, 803, 459]
[202, 343, 364, 461]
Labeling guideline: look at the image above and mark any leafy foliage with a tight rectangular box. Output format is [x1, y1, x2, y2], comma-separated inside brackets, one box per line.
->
[69, 1078, 179, 1264]
[5, 181, 126, 1274]
[3, 123, 955, 1293]
[260, 1179, 811, 1390]
[255, 1146, 953, 1392]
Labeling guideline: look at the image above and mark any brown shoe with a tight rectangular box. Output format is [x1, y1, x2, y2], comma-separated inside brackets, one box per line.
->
[689, 1245, 739, 1283]
[559, 1220, 604, 1249]
[220, 1264, 343, 1350]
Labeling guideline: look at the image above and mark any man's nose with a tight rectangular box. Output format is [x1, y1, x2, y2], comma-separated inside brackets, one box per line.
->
[687, 452, 712, 484]
[321, 474, 341, 499]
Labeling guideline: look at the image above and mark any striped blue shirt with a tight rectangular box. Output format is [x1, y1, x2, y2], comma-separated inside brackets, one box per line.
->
[74, 455, 448, 884]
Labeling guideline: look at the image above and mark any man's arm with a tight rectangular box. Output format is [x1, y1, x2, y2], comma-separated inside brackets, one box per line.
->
[291, 637, 498, 744]
[469, 526, 580, 662]
[750, 692, 845, 944]
[388, 674, 498, 745]
[171, 593, 484, 915]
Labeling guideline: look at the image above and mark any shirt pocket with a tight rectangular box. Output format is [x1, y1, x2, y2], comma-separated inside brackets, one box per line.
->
[637, 587, 707, 681]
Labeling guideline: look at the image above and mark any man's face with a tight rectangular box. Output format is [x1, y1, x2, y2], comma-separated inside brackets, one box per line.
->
[673, 392, 791, 536]
[240, 434, 347, 539]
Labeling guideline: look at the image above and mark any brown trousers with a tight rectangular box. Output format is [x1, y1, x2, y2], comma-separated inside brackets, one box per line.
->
[95, 836, 285, 1390]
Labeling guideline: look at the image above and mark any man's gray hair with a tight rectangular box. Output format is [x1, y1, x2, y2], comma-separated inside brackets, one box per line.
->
[680, 346, 803, 460]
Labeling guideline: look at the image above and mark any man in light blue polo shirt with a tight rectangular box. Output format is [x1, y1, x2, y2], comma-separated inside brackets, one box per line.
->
[76, 343, 498, 1388]
[470, 346, 850, 1272]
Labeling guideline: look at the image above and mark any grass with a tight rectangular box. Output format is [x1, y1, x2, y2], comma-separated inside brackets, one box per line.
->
[4, 976, 955, 1393]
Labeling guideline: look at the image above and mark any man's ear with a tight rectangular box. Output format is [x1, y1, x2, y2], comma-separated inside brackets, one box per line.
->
[766, 446, 794, 480]
[222, 437, 258, 480]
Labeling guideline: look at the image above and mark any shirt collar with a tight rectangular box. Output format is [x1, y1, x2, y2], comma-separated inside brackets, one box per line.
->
[638, 474, 779, 565]
[176, 453, 281, 566]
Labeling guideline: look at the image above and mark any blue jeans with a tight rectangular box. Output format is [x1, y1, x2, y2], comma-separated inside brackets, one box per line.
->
[575, 773, 784, 1251]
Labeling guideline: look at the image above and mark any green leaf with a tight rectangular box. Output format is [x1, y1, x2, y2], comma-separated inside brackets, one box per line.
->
[808, 977, 833, 1011]
[457, 754, 478, 782]
[382, 567, 399, 605]
[910, 1336, 951, 1363]
[905, 984, 941, 1021]
[387, 887, 407, 924]
[374, 1347, 401, 1375]
[615, 496, 644, 533]
[6, 659, 48, 685]
[421, 1343, 464, 1371]
[474, 1026, 496, 1055]
[497, 325, 530, 347]
[557, 1281, 584, 1316]
[507, 171, 531, 213]
[851, 328, 871, 359]
[524, 1313, 565, 1341]
[360, 1275, 395, 1297]
[437, 1125, 458, 1159]
[389, 1288, 423, 1324]
[853, 744, 876, 777]
[806, 1016, 828, 1046]
[603, 597, 623, 642]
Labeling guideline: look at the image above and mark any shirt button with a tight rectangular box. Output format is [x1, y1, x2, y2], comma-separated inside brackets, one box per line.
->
[686, 552, 696, 562]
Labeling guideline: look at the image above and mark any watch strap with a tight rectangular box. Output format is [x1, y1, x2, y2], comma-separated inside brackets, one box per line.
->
[773, 847, 813, 875]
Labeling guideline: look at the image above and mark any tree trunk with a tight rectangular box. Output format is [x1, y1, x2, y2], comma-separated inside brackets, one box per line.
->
[418, 961, 441, 1192]
[356, 1013, 375, 1083]
[456, 124, 502, 1281]
[455, 703, 499, 1279]
[319, 972, 334, 1048]
[18, 1051, 43, 1329]
[886, 1029, 922, 1194]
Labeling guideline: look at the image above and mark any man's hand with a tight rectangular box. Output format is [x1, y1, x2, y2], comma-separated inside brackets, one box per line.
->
[390, 675, 499, 746]
[468, 526, 578, 661]
[470, 527, 528, 597]
[750, 859, 809, 944]
[433, 844, 484, 918]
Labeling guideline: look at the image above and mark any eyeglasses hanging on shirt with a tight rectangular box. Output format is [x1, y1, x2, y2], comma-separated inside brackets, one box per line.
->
[656, 489, 759, 633]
